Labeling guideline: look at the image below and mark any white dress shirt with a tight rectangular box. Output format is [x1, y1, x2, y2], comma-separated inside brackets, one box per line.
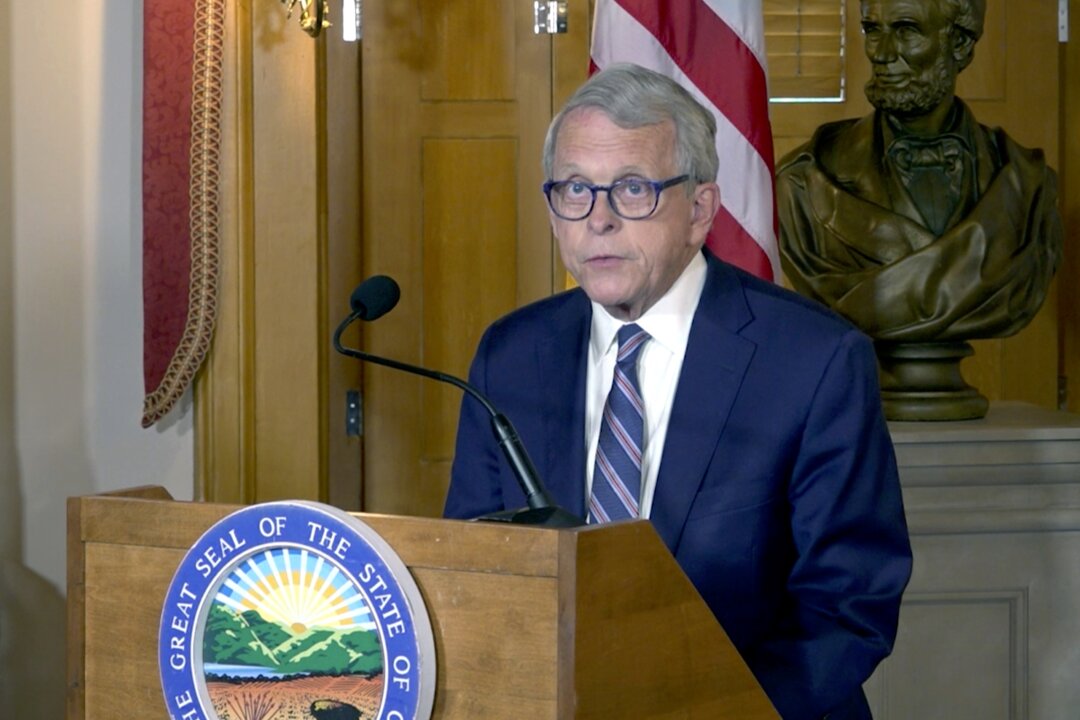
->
[584, 251, 707, 518]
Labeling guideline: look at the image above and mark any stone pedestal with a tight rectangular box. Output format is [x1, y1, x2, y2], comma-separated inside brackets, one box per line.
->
[865, 402, 1080, 719]
[876, 340, 989, 421]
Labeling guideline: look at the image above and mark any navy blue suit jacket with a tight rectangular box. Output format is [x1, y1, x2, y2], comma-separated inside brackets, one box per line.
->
[445, 252, 912, 719]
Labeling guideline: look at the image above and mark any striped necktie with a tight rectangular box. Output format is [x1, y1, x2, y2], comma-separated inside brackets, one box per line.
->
[588, 324, 649, 524]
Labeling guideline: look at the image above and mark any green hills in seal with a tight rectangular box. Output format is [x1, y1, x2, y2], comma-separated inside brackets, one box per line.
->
[202, 604, 383, 676]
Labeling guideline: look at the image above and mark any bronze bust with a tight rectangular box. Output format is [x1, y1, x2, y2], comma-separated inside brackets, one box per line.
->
[776, 0, 1062, 420]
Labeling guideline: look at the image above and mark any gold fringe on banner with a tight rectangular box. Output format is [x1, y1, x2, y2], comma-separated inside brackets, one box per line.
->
[142, 0, 226, 427]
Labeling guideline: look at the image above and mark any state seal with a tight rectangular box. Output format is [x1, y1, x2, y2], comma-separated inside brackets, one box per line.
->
[159, 501, 435, 720]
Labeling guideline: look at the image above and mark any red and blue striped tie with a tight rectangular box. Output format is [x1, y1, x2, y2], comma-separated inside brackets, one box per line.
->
[588, 324, 649, 524]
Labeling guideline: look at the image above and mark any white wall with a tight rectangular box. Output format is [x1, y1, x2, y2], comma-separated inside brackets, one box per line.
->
[1, 0, 194, 712]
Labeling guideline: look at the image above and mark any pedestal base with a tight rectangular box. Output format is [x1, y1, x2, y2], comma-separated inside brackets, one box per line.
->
[875, 341, 989, 421]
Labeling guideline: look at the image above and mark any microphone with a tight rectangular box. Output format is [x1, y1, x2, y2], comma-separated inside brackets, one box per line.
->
[333, 275, 584, 528]
[350, 274, 399, 320]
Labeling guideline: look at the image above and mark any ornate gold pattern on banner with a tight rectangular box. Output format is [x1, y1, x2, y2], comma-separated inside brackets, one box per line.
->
[282, 0, 331, 37]
[142, 0, 225, 427]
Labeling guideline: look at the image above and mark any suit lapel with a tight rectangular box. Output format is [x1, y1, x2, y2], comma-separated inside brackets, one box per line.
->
[535, 291, 591, 518]
[650, 256, 756, 553]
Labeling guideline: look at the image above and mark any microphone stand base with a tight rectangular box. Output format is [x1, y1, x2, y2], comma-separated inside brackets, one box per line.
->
[475, 506, 585, 528]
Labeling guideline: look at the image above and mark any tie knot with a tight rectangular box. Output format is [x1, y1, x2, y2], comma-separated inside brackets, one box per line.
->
[889, 135, 966, 173]
[616, 324, 649, 364]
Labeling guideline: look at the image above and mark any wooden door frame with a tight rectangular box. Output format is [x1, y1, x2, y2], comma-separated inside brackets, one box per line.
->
[195, 3, 362, 507]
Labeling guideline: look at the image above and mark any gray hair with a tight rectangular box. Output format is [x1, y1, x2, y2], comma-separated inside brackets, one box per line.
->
[945, 0, 985, 42]
[541, 63, 719, 187]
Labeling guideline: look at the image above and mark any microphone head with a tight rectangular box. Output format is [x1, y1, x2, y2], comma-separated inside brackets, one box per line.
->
[350, 275, 401, 320]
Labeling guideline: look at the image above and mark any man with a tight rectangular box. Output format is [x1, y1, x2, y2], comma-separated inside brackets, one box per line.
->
[445, 64, 911, 720]
[777, 0, 1060, 341]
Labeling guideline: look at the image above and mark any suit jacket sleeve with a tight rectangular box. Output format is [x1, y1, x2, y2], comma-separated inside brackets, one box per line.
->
[746, 328, 911, 720]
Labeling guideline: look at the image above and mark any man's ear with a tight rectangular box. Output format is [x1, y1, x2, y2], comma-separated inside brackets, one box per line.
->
[687, 182, 720, 248]
[691, 182, 721, 230]
[951, 30, 976, 70]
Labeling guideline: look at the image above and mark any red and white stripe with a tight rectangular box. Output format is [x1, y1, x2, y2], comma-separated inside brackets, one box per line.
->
[590, 0, 779, 281]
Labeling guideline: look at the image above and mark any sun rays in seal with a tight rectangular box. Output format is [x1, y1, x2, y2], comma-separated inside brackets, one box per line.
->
[214, 547, 374, 633]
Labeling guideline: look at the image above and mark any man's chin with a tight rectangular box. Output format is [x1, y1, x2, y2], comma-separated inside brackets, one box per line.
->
[577, 281, 638, 318]
[865, 66, 955, 117]
[866, 86, 937, 116]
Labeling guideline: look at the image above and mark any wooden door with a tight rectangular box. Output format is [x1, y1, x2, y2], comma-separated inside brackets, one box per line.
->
[360, 1, 590, 516]
[770, 0, 1062, 409]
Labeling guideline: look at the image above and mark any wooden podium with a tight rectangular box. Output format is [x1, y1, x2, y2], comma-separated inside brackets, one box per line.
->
[67, 487, 778, 719]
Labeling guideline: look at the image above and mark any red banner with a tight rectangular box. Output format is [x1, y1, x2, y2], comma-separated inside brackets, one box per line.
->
[142, 0, 224, 427]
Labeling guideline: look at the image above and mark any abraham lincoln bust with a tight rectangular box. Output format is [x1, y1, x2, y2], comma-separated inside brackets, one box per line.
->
[776, 0, 1061, 419]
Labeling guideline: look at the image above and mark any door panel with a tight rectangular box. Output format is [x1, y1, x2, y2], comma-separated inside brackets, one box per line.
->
[361, 1, 588, 516]
[419, 138, 519, 492]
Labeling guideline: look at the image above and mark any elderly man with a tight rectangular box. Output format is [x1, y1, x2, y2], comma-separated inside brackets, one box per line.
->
[777, 0, 1061, 344]
[445, 64, 911, 720]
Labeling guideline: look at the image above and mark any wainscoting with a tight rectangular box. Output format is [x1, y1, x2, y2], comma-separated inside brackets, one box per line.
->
[865, 402, 1080, 719]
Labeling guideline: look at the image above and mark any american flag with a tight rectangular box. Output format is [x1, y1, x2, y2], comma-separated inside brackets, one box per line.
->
[590, 0, 778, 282]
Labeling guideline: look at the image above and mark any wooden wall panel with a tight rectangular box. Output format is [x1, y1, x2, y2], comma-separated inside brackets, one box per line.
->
[421, 138, 518, 477]
[251, 26, 322, 499]
[962, 0, 1059, 409]
[955, 2, 1006, 101]
[420, 0, 517, 100]
[1063, 0, 1080, 413]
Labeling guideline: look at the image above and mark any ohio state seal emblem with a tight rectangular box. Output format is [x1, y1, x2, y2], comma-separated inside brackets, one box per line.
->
[159, 501, 435, 720]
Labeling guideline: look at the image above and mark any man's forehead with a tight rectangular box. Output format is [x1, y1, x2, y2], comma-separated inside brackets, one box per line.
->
[861, 0, 949, 23]
[552, 116, 678, 179]
[555, 109, 675, 154]
[560, 106, 669, 132]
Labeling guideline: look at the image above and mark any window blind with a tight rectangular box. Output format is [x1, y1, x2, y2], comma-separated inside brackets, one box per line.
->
[764, 0, 846, 102]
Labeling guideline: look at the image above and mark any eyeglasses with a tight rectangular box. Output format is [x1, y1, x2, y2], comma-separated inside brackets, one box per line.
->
[542, 175, 690, 221]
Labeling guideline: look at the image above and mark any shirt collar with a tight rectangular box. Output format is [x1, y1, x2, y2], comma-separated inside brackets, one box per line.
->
[589, 251, 708, 360]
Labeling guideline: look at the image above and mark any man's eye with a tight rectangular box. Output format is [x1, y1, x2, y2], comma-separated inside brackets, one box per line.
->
[565, 182, 590, 197]
[895, 22, 922, 38]
[621, 180, 647, 196]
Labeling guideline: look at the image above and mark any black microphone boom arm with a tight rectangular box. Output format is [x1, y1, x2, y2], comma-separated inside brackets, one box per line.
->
[332, 296, 583, 528]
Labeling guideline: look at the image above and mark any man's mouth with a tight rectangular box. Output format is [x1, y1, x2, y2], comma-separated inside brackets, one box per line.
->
[585, 254, 624, 266]
[872, 72, 910, 87]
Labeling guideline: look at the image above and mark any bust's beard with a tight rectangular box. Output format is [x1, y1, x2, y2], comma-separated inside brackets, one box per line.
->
[865, 54, 956, 117]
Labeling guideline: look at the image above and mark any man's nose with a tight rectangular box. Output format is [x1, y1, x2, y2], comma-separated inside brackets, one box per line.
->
[868, 32, 899, 63]
[587, 190, 620, 234]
